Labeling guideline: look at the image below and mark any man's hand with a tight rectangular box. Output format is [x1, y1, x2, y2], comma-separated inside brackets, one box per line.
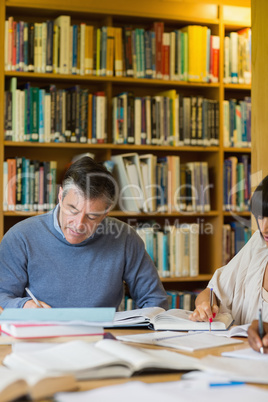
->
[23, 300, 51, 308]
[0, 306, 3, 313]
[248, 320, 268, 353]
[189, 301, 219, 322]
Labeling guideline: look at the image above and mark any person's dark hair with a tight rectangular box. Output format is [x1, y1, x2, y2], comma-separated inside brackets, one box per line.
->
[250, 175, 268, 226]
[62, 157, 116, 206]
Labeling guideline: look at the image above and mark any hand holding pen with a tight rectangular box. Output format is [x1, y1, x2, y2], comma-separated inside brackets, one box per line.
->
[189, 287, 219, 323]
[24, 287, 51, 309]
[248, 312, 268, 354]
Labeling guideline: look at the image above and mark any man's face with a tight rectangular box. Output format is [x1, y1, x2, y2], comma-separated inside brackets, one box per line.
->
[58, 186, 109, 244]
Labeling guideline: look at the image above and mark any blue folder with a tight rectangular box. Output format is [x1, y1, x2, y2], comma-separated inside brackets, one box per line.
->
[0, 307, 115, 323]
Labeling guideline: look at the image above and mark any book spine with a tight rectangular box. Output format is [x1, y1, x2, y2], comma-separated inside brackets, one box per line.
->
[46, 20, 54, 73]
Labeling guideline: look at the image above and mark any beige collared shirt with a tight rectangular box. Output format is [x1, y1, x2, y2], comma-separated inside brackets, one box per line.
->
[208, 230, 268, 325]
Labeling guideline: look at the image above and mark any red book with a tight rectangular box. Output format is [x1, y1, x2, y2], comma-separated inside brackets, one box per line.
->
[162, 32, 170, 80]
[210, 35, 220, 83]
[153, 22, 164, 79]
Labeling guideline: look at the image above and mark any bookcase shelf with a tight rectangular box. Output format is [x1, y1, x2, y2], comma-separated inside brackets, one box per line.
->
[0, 0, 251, 291]
[160, 274, 212, 283]
[224, 147, 251, 153]
[5, 71, 221, 89]
[4, 141, 220, 153]
[224, 84, 251, 91]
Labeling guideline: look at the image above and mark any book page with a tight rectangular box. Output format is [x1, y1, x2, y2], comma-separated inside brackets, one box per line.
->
[209, 324, 249, 338]
[152, 309, 233, 330]
[0, 366, 28, 396]
[113, 307, 164, 326]
[4, 340, 129, 380]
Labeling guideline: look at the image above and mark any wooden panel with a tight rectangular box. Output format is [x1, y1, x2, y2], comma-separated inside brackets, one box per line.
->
[223, 5, 251, 25]
[251, 0, 268, 182]
[0, 1, 5, 237]
[6, 0, 219, 22]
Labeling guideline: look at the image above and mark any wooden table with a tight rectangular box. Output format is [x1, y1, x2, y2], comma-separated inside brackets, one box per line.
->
[1, 328, 267, 393]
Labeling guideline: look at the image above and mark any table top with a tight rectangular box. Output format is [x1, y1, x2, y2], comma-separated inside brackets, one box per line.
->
[1, 328, 266, 393]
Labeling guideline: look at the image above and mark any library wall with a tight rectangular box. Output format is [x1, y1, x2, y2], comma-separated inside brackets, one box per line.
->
[0, 0, 252, 297]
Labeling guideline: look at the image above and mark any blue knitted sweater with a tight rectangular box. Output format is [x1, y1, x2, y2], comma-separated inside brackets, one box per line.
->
[0, 207, 168, 309]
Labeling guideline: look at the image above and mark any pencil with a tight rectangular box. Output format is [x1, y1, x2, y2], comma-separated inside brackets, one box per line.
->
[209, 287, 213, 332]
[25, 287, 43, 308]
[259, 308, 264, 354]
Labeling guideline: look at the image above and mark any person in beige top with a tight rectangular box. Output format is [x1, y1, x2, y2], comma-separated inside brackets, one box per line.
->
[189, 175, 268, 325]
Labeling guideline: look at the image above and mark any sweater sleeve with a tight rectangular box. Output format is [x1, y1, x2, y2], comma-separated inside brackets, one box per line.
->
[0, 229, 32, 308]
[123, 227, 168, 309]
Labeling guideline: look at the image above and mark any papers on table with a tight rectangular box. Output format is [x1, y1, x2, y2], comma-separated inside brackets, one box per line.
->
[222, 347, 268, 360]
[198, 354, 268, 384]
[55, 380, 268, 402]
[116, 331, 243, 351]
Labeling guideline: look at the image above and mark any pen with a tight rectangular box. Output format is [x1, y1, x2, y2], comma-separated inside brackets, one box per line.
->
[209, 287, 213, 332]
[25, 287, 43, 308]
[259, 308, 264, 354]
[209, 381, 245, 387]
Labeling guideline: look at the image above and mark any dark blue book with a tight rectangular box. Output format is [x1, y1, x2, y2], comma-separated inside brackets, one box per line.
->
[46, 20, 54, 73]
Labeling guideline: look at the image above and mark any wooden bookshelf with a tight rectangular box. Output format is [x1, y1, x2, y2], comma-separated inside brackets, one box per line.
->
[251, 0, 268, 204]
[0, 0, 251, 289]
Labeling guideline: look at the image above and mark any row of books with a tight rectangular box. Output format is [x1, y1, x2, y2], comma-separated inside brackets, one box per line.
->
[223, 154, 251, 212]
[224, 28, 251, 85]
[112, 153, 211, 213]
[113, 90, 219, 147]
[135, 223, 200, 278]
[222, 222, 251, 265]
[5, 16, 220, 83]
[5, 78, 107, 143]
[3, 158, 58, 212]
[223, 97, 251, 148]
[121, 290, 200, 311]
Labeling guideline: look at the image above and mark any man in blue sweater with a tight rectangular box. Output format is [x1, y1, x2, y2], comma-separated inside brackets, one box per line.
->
[0, 157, 168, 310]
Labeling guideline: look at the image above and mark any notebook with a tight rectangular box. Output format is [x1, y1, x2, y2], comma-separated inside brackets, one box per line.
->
[0, 322, 104, 339]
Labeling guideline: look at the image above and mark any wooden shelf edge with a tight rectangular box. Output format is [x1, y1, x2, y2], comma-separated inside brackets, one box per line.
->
[4, 71, 220, 88]
[4, 141, 220, 152]
[160, 274, 212, 282]
[223, 211, 251, 217]
[5, 3, 220, 26]
[224, 147, 251, 153]
[224, 83, 251, 90]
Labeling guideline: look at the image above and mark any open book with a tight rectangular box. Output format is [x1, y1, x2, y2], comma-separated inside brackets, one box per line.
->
[3, 339, 198, 380]
[0, 366, 76, 401]
[113, 307, 234, 331]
